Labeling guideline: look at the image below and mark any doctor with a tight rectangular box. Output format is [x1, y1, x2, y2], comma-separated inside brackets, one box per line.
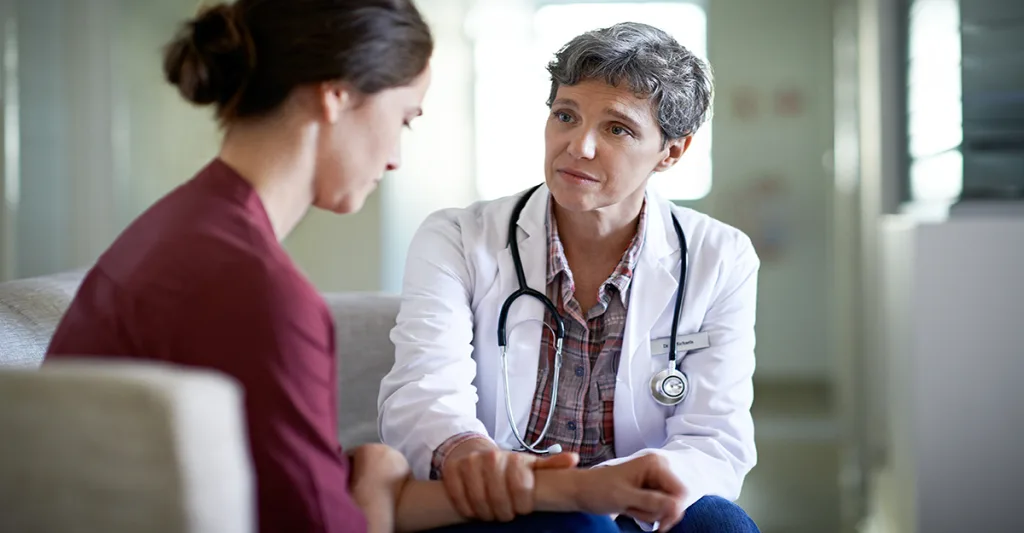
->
[379, 22, 759, 532]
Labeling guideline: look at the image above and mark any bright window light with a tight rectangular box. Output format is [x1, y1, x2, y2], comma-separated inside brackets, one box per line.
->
[472, 2, 711, 201]
[906, 0, 962, 203]
[910, 150, 963, 202]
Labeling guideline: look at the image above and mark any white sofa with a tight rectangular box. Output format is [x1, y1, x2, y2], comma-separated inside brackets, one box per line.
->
[0, 270, 402, 532]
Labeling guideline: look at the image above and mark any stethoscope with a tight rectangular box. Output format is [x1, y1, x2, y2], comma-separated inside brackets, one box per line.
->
[498, 184, 690, 455]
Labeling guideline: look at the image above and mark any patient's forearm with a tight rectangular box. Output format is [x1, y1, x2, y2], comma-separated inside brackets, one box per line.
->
[394, 479, 465, 533]
[393, 472, 582, 532]
[533, 469, 580, 512]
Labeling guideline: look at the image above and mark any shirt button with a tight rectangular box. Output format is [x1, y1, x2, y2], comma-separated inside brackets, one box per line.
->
[567, 421, 577, 431]
[574, 365, 585, 377]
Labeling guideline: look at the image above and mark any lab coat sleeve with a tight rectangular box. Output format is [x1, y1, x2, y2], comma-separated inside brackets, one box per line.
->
[598, 234, 759, 525]
[377, 212, 491, 480]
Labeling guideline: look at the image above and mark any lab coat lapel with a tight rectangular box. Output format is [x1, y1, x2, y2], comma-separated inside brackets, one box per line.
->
[623, 194, 679, 365]
[618, 195, 680, 452]
[492, 185, 549, 449]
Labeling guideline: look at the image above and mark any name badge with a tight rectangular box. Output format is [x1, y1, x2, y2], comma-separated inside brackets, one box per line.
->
[650, 332, 711, 356]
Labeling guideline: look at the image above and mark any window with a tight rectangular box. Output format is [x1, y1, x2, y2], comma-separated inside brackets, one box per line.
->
[471, 2, 711, 201]
[906, 0, 963, 204]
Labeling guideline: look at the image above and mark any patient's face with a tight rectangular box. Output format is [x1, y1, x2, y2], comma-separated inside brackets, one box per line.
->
[313, 66, 431, 214]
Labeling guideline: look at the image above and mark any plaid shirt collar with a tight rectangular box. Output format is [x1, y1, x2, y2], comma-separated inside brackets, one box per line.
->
[545, 195, 647, 307]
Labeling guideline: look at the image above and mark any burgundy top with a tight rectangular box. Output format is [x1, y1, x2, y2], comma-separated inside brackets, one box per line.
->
[47, 159, 368, 533]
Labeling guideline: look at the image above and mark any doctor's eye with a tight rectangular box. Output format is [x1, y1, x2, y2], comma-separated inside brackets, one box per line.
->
[609, 124, 633, 137]
[552, 110, 574, 124]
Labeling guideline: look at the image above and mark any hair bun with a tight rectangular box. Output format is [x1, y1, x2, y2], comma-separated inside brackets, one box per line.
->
[163, 4, 255, 107]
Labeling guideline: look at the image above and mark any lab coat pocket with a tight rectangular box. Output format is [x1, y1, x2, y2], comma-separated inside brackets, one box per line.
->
[597, 376, 617, 445]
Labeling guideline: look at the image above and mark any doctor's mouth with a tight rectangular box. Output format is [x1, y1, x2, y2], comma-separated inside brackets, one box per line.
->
[556, 168, 601, 186]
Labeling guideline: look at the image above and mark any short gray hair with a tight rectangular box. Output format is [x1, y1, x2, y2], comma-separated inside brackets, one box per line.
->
[546, 22, 713, 140]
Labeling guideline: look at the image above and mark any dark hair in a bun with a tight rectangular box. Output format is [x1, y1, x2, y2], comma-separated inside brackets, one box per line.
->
[163, 5, 254, 111]
[163, 0, 433, 124]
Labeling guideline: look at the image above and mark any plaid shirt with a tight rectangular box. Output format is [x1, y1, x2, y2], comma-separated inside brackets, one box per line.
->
[523, 198, 646, 466]
[430, 197, 646, 477]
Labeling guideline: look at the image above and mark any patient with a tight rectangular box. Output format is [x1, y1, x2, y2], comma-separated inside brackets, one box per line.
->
[45, 1, 684, 533]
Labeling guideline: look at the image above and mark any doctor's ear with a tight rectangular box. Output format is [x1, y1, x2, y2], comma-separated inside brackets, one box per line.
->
[654, 135, 693, 172]
[318, 81, 356, 124]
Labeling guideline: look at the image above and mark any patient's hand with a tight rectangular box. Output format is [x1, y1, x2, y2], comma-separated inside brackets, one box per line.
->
[348, 444, 412, 533]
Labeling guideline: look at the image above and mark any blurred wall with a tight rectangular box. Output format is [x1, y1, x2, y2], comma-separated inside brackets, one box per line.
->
[114, 0, 221, 221]
[379, 0, 479, 294]
[13, 0, 73, 278]
[701, 0, 835, 382]
[0, 0, 221, 281]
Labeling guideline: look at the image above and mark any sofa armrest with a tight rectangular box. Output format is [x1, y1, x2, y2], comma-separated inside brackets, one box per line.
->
[0, 358, 254, 533]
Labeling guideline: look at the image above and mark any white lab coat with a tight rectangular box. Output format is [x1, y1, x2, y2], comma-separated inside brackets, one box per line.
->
[378, 184, 759, 515]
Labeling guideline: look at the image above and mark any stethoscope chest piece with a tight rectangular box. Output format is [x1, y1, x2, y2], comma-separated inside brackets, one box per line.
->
[650, 367, 689, 406]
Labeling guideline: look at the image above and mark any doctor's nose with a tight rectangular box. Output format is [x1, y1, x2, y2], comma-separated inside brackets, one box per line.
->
[566, 130, 597, 160]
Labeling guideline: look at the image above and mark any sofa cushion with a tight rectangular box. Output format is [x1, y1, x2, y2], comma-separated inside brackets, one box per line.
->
[323, 292, 401, 449]
[0, 270, 85, 368]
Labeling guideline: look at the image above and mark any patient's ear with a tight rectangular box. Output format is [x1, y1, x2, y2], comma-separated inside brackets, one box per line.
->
[319, 81, 354, 123]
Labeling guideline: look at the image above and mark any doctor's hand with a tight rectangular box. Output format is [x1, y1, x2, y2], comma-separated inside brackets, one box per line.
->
[572, 455, 687, 530]
[440, 439, 579, 522]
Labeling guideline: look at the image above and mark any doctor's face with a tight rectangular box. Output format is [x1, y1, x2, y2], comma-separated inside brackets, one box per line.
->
[544, 79, 690, 213]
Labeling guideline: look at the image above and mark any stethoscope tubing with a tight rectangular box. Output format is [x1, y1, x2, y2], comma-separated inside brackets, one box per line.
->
[498, 184, 688, 453]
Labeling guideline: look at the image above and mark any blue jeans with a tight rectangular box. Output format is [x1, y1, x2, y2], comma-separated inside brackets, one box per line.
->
[424, 511, 619, 533]
[616, 496, 760, 532]
[425, 496, 758, 532]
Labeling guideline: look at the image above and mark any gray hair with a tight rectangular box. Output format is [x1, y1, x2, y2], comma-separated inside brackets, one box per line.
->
[546, 22, 713, 140]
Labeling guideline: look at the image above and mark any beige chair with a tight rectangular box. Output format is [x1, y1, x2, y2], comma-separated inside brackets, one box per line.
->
[0, 358, 255, 533]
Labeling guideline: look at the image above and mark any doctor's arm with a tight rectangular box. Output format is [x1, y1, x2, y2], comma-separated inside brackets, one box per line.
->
[376, 212, 491, 479]
[599, 236, 760, 512]
[376, 213, 587, 521]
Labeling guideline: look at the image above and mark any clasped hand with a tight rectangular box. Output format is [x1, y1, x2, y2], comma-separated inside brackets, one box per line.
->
[440, 440, 686, 530]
